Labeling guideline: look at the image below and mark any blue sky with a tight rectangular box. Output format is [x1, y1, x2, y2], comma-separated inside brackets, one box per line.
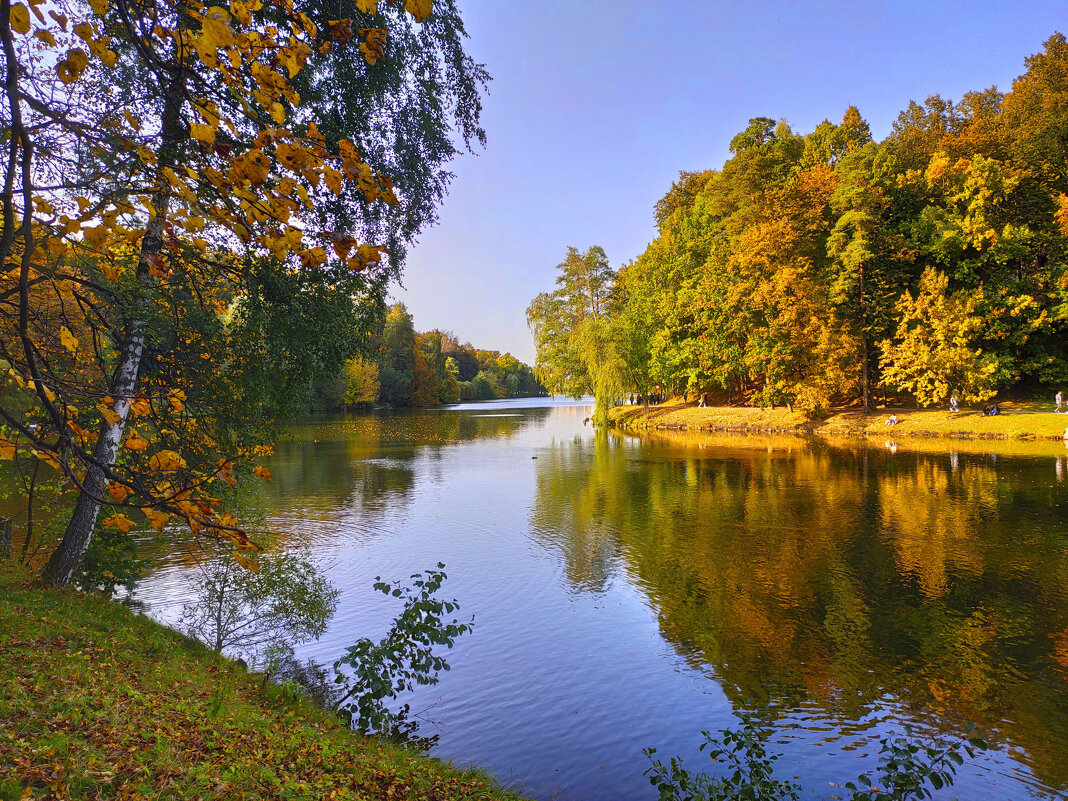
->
[392, 0, 1068, 364]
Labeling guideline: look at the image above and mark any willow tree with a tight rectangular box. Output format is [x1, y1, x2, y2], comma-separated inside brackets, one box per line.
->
[526, 246, 622, 421]
[0, 0, 486, 586]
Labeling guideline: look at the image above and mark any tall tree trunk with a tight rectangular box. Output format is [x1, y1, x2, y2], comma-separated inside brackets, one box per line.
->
[861, 337, 871, 413]
[43, 69, 185, 587]
[19, 457, 39, 561]
[42, 324, 146, 585]
[859, 263, 872, 413]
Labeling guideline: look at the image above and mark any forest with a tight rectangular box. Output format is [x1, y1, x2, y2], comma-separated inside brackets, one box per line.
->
[529, 34, 1068, 415]
[307, 302, 545, 409]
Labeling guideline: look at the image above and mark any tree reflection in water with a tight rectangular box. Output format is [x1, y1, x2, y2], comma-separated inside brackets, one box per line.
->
[531, 429, 1068, 790]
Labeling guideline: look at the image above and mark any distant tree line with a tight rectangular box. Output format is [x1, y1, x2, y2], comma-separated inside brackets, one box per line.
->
[310, 303, 545, 409]
[529, 34, 1068, 414]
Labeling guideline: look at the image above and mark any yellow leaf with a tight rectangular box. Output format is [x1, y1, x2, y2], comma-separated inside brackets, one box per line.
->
[88, 0, 108, 14]
[56, 48, 88, 84]
[34, 29, 55, 45]
[355, 0, 376, 12]
[269, 102, 285, 124]
[98, 401, 120, 426]
[215, 458, 237, 488]
[125, 428, 149, 451]
[253, 465, 272, 481]
[83, 225, 108, 250]
[233, 551, 259, 572]
[230, 0, 251, 25]
[9, 4, 30, 34]
[102, 513, 136, 533]
[324, 166, 343, 195]
[35, 381, 56, 402]
[189, 122, 215, 145]
[142, 507, 171, 531]
[108, 482, 130, 503]
[149, 450, 186, 473]
[100, 261, 123, 282]
[295, 185, 311, 208]
[58, 326, 78, 353]
[130, 396, 151, 417]
[404, 0, 431, 22]
[0, 437, 16, 460]
[99, 48, 116, 68]
[168, 389, 186, 413]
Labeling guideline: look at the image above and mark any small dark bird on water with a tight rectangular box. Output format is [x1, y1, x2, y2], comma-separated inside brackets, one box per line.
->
[583, 417, 590, 425]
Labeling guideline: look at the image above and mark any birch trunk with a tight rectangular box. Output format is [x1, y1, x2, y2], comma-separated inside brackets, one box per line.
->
[43, 68, 185, 587]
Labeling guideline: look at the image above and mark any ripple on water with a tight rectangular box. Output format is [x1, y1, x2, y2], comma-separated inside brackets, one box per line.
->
[129, 404, 1068, 801]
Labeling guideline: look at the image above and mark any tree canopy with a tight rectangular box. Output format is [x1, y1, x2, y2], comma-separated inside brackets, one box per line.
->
[0, 0, 487, 585]
[529, 34, 1068, 414]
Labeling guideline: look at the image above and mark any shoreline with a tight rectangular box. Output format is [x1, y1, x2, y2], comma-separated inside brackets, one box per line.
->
[607, 401, 1068, 442]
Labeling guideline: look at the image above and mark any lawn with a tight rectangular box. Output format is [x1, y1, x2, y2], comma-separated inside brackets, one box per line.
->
[0, 560, 521, 801]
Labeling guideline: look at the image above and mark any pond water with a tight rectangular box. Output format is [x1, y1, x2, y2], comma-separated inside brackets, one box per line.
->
[135, 398, 1068, 801]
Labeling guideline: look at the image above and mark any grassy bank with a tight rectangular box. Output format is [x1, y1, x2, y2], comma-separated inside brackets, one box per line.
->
[608, 399, 1068, 441]
[0, 560, 521, 801]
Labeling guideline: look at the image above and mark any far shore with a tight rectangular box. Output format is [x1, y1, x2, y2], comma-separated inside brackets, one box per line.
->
[607, 399, 1068, 441]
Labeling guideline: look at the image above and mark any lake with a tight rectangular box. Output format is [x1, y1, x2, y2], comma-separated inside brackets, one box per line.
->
[135, 398, 1068, 801]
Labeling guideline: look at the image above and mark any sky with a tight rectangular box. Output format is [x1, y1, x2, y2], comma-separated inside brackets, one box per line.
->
[392, 0, 1068, 365]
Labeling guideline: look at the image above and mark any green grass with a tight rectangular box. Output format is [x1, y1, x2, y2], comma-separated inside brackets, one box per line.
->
[609, 400, 1068, 441]
[0, 560, 523, 801]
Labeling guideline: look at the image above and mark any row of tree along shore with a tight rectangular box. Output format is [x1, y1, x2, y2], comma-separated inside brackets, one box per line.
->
[528, 34, 1068, 424]
[607, 398, 1068, 441]
[307, 302, 546, 410]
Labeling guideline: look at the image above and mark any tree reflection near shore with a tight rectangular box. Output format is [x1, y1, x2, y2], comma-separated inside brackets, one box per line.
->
[531, 430, 1068, 790]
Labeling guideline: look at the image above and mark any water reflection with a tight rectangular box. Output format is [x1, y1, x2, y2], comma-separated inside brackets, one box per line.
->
[124, 406, 1068, 800]
[530, 428, 1068, 791]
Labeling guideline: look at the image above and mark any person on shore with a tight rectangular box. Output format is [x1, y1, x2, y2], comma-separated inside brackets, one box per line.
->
[886, 413, 899, 426]
[949, 393, 959, 412]
[983, 404, 1000, 416]
[1056, 391, 1063, 412]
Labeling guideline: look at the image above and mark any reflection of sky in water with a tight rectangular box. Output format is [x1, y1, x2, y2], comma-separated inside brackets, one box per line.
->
[134, 401, 1068, 801]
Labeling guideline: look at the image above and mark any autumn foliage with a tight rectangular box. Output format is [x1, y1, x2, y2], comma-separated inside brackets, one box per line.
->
[0, 0, 474, 584]
[533, 35, 1068, 414]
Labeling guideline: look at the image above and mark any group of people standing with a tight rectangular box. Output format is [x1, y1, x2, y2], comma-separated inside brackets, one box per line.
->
[626, 389, 666, 406]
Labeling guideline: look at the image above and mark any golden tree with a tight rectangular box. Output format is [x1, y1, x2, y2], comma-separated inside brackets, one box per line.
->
[0, 0, 442, 585]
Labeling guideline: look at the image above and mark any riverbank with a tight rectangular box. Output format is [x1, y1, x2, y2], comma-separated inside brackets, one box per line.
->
[0, 560, 521, 801]
[608, 400, 1068, 441]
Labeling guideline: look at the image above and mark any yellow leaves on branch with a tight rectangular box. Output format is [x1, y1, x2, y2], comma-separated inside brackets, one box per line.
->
[358, 27, 386, 64]
[404, 0, 432, 23]
[59, 326, 79, 353]
[98, 401, 120, 426]
[253, 465, 272, 481]
[149, 450, 186, 473]
[215, 458, 237, 488]
[124, 428, 149, 451]
[142, 507, 171, 531]
[108, 482, 130, 503]
[102, 513, 136, 533]
[56, 49, 88, 84]
[168, 389, 186, 413]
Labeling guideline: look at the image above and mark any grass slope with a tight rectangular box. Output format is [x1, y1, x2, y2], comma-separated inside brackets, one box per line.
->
[609, 400, 1068, 441]
[0, 560, 522, 801]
